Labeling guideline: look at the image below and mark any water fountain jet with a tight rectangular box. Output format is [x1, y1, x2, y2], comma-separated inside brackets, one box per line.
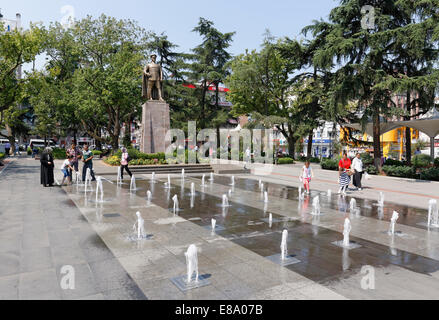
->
[130, 175, 137, 192]
[95, 177, 104, 202]
[388, 211, 399, 235]
[428, 199, 439, 227]
[133, 211, 146, 240]
[311, 196, 321, 215]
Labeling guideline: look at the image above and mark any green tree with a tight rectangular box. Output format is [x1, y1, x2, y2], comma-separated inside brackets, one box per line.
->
[0, 22, 45, 151]
[71, 15, 148, 150]
[189, 18, 235, 130]
[226, 37, 304, 157]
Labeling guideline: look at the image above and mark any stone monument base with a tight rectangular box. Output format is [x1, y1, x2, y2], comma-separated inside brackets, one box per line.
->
[140, 101, 170, 154]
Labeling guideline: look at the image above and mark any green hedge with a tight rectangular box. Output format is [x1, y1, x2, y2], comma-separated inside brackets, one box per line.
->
[114, 148, 165, 161]
[92, 150, 102, 156]
[278, 157, 294, 165]
[360, 153, 374, 166]
[321, 158, 338, 171]
[420, 167, 439, 181]
[129, 159, 167, 166]
[384, 158, 405, 166]
[52, 148, 67, 160]
[0, 153, 5, 159]
[382, 165, 416, 178]
[297, 156, 321, 163]
[434, 157, 439, 167]
[366, 166, 378, 175]
[412, 154, 431, 168]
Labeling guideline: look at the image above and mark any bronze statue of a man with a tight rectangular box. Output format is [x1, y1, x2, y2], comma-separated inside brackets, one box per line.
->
[142, 54, 164, 101]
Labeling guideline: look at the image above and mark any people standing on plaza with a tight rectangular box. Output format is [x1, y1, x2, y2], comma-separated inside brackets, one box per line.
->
[338, 151, 352, 195]
[40, 147, 55, 187]
[67, 142, 81, 176]
[4, 141, 11, 157]
[300, 160, 314, 194]
[81, 144, 96, 182]
[352, 153, 364, 191]
[120, 147, 132, 180]
[60, 155, 74, 186]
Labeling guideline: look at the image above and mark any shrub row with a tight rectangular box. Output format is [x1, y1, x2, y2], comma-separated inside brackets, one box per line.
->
[114, 148, 165, 161]
[129, 159, 167, 166]
[278, 157, 295, 165]
[104, 155, 167, 166]
[297, 156, 321, 163]
[382, 165, 416, 178]
[0, 153, 5, 159]
[321, 158, 338, 171]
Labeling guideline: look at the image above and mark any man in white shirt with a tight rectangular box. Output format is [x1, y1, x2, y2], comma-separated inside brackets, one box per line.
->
[352, 153, 363, 190]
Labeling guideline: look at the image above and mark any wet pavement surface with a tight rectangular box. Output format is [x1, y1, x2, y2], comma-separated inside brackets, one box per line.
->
[5, 159, 439, 299]
[208, 175, 434, 230]
[113, 176, 439, 285]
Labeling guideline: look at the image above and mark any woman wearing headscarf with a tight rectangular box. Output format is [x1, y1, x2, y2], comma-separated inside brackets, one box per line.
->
[40, 147, 55, 187]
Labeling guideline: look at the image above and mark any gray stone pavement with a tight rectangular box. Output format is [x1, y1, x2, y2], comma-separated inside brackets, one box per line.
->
[0, 158, 146, 300]
[2, 157, 439, 300]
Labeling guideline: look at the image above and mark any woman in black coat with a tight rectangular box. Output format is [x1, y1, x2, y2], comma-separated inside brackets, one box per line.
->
[40, 147, 55, 187]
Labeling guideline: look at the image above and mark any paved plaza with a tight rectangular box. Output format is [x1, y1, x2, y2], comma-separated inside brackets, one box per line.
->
[1, 157, 439, 300]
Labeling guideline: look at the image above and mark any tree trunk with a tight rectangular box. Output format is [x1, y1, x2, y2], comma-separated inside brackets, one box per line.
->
[73, 129, 77, 145]
[405, 91, 412, 165]
[95, 128, 102, 151]
[372, 110, 382, 171]
[6, 123, 15, 154]
[307, 131, 313, 159]
[287, 135, 296, 159]
[200, 80, 207, 129]
[405, 127, 412, 164]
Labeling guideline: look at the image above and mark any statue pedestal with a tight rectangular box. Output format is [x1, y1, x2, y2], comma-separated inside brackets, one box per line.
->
[140, 101, 170, 154]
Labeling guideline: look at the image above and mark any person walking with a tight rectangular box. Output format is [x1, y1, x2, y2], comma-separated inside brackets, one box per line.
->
[352, 153, 364, 191]
[300, 160, 314, 194]
[40, 147, 55, 187]
[338, 151, 352, 195]
[81, 145, 96, 182]
[4, 141, 11, 157]
[120, 147, 132, 180]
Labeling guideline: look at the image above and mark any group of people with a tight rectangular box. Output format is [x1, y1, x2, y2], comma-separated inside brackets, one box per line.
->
[40, 143, 96, 187]
[299, 151, 364, 196]
[40, 144, 133, 187]
[3, 142, 21, 157]
[338, 151, 364, 195]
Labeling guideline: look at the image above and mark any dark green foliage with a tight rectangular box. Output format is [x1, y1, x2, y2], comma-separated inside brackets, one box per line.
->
[366, 166, 378, 175]
[384, 159, 404, 167]
[412, 154, 432, 168]
[51, 148, 67, 160]
[321, 158, 338, 171]
[360, 153, 374, 166]
[382, 165, 416, 178]
[434, 157, 439, 167]
[278, 157, 295, 165]
[420, 167, 439, 181]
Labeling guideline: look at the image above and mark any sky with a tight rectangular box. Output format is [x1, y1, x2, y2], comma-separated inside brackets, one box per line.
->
[2, 0, 338, 70]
